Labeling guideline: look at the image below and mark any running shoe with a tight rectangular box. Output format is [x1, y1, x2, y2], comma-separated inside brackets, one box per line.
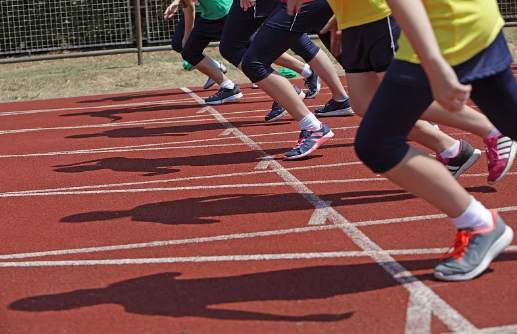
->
[437, 140, 481, 178]
[265, 85, 305, 122]
[284, 123, 334, 160]
[315, 98, 354, 117]
[304, 70, 320, 99]
[204, 85, 243, 105]
[434, 210, 513, 281]
[203, 61, 228, 90]
[484, 135, 517, 184]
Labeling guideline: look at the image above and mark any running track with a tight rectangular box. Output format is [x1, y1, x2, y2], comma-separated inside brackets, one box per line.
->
[1, 72, 516, 334]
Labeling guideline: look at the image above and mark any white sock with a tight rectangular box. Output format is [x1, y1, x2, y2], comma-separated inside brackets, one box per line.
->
[299, 113, 322, 131]
[333, 96, 348, 103]
[439, 140, 461, 159]
[220, 80, 235, 90]
[487, 127, 501, 139]
[452, 197, 493, 230]
[301, 64, 313, 79]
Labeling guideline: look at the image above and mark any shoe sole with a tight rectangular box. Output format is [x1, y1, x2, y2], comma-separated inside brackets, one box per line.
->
[434, 225, 514, 281]
[205, 92, 243, 105]
[452, 148, 482, 178]
[284, 130, 335, 160]
[315, 107, 354, 117]
[489, 140, 517, 185]
[265, 110, 288, 122]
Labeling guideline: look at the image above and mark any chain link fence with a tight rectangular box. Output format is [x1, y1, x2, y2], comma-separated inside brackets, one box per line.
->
[1, 0, 516, 61]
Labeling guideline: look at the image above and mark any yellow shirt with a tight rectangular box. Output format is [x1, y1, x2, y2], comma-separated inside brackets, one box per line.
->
[396, 0, 505, 65]
[327, 0, 391, 30]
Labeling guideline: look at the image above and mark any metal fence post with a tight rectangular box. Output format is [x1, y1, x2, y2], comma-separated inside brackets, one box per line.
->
[135, 0, 144, 65]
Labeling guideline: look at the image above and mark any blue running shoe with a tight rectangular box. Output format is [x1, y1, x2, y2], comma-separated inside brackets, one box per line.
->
[304, 70, 320, 99]
[205, 85, 243, 105]
[284, 123, 334, 160]
[315, 98, 354, 117]
[265, 85, 305, 122]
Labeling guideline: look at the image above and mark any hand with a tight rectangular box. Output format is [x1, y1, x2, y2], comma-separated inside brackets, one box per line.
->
[427, 60, 471, 112]
[286, 0, 306, 15]
[320, 16, 341, 57]
[240, 0, 255, 11]
[164, 0, 180, 21]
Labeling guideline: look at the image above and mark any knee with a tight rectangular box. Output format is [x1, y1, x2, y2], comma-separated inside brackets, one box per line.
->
[354, 126, 409, 174]
[241, 53, 272, 83]
[181, 48, 202, 67]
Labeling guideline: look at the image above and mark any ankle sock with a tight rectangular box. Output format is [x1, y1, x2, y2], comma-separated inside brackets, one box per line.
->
[452, 197, 493, 231]
[486, 128, 501, 140]
[439, 140, 461, 159]
[299, 113, 322, 131]
[220, 80, 235, 90]
[301, 64, 313, 79]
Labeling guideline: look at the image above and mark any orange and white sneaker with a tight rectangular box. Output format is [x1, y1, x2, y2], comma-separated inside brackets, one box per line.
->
[484, 135, 517, 184]
[434, 211, 513, 281]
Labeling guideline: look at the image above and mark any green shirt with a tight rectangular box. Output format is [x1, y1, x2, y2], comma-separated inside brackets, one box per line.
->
[196, 0, 232, 20]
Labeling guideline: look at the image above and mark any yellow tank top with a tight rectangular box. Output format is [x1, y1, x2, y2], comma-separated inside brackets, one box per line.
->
[396, 0, 505, 65]
[327, 0, 391, 30]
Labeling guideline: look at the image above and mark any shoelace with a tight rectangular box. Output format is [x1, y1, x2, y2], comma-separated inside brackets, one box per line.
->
[441, 230, 472, 260]
[292, 130, 311, 150]
[485, 137, 500, 163]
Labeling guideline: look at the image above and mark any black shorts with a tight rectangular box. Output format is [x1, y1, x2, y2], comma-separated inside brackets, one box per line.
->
[264, 0, 333, 34]
[341, 16, 400, 73]
[182, 16, 226, 66]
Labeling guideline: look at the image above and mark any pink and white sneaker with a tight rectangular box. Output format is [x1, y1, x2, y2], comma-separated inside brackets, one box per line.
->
[484, 135, 517, 184]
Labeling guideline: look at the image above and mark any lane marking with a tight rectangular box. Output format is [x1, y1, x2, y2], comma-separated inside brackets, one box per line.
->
[0, 89, 283, 117]
[181, 87, 477, 332]
[2, 162, 362, 195]
[1, 247, 516, 268]
[0, 179, 387, 198]
[0, 125, 357, 158]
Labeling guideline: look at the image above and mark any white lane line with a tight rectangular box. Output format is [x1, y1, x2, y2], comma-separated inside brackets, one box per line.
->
[181, 88, 477, 332]
[0, 211, 515, 260]
[0, 89, 280, 117]
[1, 246, 516, 268]
[0, 125, 356, 159]
[0, 178, 386, 198]
[455, 324, 517, 334]
[4, 162, 362, 195]
[0, 104, 329, 135]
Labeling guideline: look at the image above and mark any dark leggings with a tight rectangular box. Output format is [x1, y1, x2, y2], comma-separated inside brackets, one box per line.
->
[355, 65, 517, 173]
[219, 0, 320, 69]
[171, 15, 185, 53]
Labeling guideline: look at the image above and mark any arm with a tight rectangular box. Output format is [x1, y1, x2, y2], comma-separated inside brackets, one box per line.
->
[163, 0, 181, 21]
[386, 0, 471, 112]
[319, 15, 341, 57]
[181, 0, 196, 47]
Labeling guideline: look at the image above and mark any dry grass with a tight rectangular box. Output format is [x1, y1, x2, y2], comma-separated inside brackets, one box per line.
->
[1, 27, 516, 103]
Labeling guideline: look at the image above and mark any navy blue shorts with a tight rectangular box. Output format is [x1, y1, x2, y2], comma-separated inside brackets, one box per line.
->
[220, 0, 318, 67]
[355, 31, 517, 173]
[265, 0, 333, 34]
[181, 16, 226, 67]
[219, 0, 277, 67]
[341, 16, 400, 73]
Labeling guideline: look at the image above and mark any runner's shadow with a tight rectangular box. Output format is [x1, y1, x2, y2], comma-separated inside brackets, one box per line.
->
[10, 264, 396, 320]
[59, 189, 421, 225]
[79, 90, 189, 103]
[61, 99, 267, 122]
[53, 143, 350, 176]
[11, 256, 517, 319]
[66, 120, 289, 139]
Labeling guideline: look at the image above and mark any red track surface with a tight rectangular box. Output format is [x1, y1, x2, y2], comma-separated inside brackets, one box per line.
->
[1, 74, 516, 334]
